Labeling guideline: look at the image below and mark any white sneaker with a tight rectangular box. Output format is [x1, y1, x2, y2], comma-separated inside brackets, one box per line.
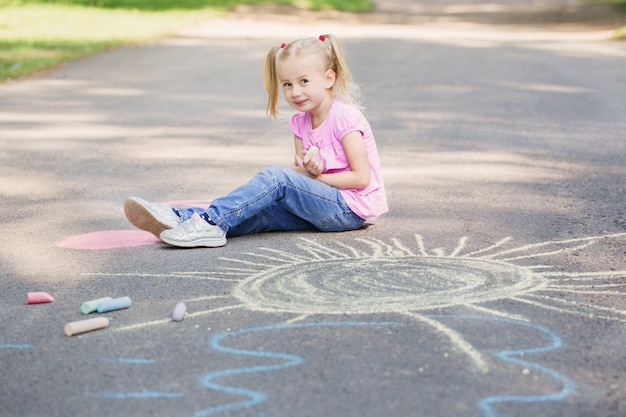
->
[160, 214, 227, 248]
[124, 196, 182, 239]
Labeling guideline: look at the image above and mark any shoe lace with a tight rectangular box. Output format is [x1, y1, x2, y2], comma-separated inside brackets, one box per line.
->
[182, 216, 205, 233]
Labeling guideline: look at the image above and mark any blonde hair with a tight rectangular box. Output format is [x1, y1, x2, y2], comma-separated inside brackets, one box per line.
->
[264, 34, 362, 120]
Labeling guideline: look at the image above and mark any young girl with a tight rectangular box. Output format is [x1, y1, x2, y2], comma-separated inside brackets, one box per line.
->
[124, 34, 388, 248]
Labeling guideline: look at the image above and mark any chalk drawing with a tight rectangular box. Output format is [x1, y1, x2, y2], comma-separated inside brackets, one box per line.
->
[97, 358, 184, 400]
[431, 315, 577, 417]
[193, 321, 396, 417]
[100, 390, 184, 399]
[56, 230, 159, 250]
[78, 232, 624, 415]
[55, 200, 212, 250]
[111, 233, 626, 369]
[0, 343, 33, 349]
[189, 317, 574, 417]
[99, 358, 156, 364]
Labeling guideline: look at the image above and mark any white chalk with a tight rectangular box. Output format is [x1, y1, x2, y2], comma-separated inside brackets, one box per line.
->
[64, 317, 109, 336]
[304, 146, 319, 160]
[80, 297, 113, 314]
[172, 303, 187, 322]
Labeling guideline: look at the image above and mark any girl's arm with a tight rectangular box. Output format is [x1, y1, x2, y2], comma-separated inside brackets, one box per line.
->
[317, 131, 371, 189]
[293, 135, 304, 159]
[293, 131, 371, 190]
[294, 135, 323, 174]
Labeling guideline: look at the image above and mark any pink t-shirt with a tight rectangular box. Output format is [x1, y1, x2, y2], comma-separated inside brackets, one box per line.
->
[289, 98, 388, 221]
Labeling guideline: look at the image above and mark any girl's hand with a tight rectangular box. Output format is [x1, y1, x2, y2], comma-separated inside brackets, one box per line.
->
[293, 152, 323, 177]
[292, 154, 307, 175]
[302, 148, 323, 177]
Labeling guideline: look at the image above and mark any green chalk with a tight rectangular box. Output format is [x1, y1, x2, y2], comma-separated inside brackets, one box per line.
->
[81, 297, 113, 314]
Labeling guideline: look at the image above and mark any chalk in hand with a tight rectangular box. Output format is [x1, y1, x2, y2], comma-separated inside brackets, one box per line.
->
[172, 302, 187, 322]
[65, 317, 109, 336]
[97, 296, 132, 313]
[304, 146, 319, 159]
[81, 297, 113, 314]
[27, 292, 54, 304]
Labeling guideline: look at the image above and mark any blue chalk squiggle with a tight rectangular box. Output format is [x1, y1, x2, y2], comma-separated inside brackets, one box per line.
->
[99, 358, 156, 364]
[0, 344, 33, 349]
[429, 315, 577, 417]
[98, 358, 184, 399]
[194, 316, 574, 417]
[193, 321, 396, 417]
[101, 389, 184, 399]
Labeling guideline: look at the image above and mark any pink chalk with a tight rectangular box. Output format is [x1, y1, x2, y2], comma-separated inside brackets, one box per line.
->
[27, 292, 54, 304]
[55, 230, 160, 250]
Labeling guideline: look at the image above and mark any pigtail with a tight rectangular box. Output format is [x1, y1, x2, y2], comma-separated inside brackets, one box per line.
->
[324, 34, 363, 109]
[264, 45, 282, 120]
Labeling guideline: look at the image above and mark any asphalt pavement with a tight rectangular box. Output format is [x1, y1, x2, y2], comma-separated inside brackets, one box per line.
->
[1, 2, 625, 417]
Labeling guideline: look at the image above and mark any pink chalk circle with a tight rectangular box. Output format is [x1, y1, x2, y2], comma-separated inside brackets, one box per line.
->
[56, 200, 213, 251]
[27, 292, 54, 304]
[55, 230, 160, 250]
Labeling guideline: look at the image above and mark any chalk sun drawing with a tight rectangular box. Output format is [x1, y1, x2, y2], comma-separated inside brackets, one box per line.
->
[104, 232, 626, 415]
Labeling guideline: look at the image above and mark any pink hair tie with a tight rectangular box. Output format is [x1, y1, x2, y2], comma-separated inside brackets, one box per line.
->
[280, 42, 286, 48]
[319, 35, 326, 41]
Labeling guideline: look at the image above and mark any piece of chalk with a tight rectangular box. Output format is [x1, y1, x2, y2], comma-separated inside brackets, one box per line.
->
[81, 297, 114, 314]
[97, 296, 132, 313]
[304, 146, 319, 159]
[64, 317, 109, 336]
[172, 303, 187, 322]
[27, 292, 54, 304]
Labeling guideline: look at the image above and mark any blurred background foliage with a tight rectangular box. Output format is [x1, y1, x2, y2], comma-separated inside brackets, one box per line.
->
[1, 0, 373, 11]
[1, 0, 624, 82]
[0, 0, 373, 81]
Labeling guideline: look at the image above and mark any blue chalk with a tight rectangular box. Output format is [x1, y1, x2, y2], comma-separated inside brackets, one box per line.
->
[97, 296, 132, 313]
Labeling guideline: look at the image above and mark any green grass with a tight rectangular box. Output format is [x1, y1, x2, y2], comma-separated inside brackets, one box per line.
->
[12, 0, 372, 11]
[0, 4, 213, 80]
[0, 0, 373, 81]
[614, 0, 626, 39]
[593, 0, 626, 39]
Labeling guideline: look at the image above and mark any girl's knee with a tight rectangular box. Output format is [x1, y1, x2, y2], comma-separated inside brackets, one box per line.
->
[262, 165, 289, 176]
[260, 166, 292, 182]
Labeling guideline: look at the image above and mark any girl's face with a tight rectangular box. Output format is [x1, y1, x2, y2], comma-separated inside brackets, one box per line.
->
[278, 52, 336, 117]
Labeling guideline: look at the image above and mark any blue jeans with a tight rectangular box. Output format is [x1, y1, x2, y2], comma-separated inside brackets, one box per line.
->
[174, 166, 365, 237]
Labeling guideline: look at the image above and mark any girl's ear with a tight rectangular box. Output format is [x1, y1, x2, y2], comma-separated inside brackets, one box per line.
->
[324, 69, 336, 89]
